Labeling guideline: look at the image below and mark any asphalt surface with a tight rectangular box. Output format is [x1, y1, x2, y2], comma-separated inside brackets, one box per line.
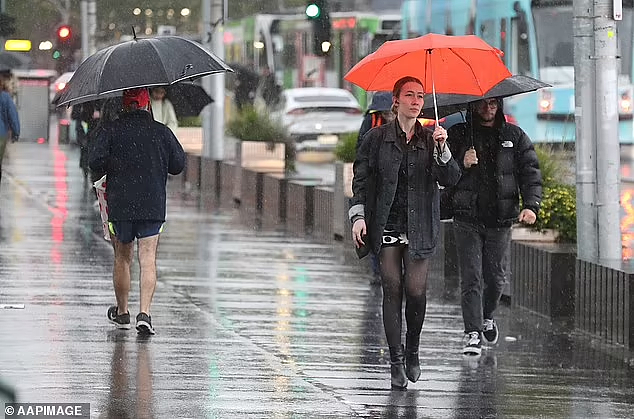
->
[1, 141, 634, 418]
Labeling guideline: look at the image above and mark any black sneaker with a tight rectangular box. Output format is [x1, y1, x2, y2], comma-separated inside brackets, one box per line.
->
[136, 312, 155, 335]
[482, 319, 499, 345]
[463, 331, 482, 356]
[107, 306, 131, 329]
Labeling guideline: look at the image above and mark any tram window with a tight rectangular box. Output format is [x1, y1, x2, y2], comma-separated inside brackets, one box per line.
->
[512, 23, 531, 75]
[245, 42, 254, 64]
[512, 1, 530, 75]
[479, 19, 496, 49]
[281, 34, 296, 69]
[533, 7, 573, 69]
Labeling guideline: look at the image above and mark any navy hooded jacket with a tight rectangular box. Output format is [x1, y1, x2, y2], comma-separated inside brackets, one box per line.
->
[89, 110, 185, 222]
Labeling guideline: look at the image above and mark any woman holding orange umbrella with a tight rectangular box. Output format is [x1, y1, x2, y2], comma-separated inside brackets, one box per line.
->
[349, 76, 461, 389]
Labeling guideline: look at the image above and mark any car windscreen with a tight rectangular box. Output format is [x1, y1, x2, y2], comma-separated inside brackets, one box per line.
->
[288, 106, 361, 114]
[293, 95, 353, 103]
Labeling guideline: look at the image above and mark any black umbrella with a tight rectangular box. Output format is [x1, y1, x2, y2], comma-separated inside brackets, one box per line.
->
[54, 83, 214, 118]
[55, 34, 233, 107]
[163, 83, 213, 118]
[420, 75, 551, 119]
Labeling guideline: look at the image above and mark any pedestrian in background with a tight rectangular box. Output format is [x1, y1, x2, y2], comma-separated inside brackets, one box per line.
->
[87, 97, 123, 192]
[446, 97, 542, 356]
[89, 88, 185, 335]
[349, 76, 461, 389]
[0, 71, 20, 186]
[150, 87, 178, 132]
[71, 101, 101, 180]
[257, 65, 281, 108]
[357, 91, 395, 150]
[356, 91, 395, 285]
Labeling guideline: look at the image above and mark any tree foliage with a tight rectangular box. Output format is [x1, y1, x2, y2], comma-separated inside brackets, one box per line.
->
[7, 0, 309, 47]
[0, 13, 16, 37]
[4, 0, 308, 70]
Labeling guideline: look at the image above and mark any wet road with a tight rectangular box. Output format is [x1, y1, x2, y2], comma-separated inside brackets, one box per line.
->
[1, 142, 634, 418]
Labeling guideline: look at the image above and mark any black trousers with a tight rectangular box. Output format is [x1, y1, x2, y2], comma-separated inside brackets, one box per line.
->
[453, 220, 511, 333]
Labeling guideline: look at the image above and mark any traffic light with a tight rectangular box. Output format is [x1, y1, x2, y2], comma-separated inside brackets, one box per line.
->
[57, 25, 72, 45]
[306, 1, 331, 56]
[53, 25, 75, 73]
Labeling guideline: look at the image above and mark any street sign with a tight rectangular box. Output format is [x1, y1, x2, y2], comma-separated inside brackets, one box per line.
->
[614, 0, 623, 20]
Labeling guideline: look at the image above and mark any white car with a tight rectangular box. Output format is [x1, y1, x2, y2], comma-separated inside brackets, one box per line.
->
[271, 87, 363, 151]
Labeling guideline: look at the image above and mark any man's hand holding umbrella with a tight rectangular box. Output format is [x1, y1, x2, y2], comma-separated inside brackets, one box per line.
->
[463, 148, 478, 168]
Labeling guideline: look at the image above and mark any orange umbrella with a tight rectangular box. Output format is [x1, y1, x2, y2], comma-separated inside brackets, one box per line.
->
[344, 33, 512, 122]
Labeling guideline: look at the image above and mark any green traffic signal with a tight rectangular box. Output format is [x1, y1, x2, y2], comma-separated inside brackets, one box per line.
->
[306, 4, 320, 19]
[52, 50, 61, 60]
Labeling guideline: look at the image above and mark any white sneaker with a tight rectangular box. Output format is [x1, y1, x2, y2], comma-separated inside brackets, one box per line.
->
[482, 319, 499, 345]
[463, 331, 482, 356]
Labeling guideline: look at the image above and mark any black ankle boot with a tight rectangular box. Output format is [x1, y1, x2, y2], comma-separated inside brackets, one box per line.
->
[405, 332, 421, 383]
[389, 345, 408, 390]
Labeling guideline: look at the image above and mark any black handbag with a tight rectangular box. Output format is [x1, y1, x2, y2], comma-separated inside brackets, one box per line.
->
[355, 234, 370, 259]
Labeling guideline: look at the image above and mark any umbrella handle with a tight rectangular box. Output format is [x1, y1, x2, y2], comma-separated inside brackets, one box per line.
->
[432, 78, 439, 127]
[428, 49, 439, 127]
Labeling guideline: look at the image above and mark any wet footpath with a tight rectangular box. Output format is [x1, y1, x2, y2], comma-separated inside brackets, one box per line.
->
[1, 141, 634, 419]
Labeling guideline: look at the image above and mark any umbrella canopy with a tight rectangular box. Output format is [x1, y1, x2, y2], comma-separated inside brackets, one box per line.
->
[162, 83, 213, 118]
[419, 75, 551, 119]
[344, 33, 511, 96]
[55, 35, 232, 107]
[57, 83, 214, 118]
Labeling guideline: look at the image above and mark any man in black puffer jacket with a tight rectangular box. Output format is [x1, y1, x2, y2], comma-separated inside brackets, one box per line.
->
[446, 97, 542, 357]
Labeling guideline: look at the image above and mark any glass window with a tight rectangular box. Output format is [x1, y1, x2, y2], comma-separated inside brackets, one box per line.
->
[510, 12, 531, 76]
[479, 19, 496, 48]
[532, 6, 573, 69]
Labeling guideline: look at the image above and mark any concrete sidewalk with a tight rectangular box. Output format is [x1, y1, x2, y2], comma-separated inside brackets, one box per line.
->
[1, 142, 634, 418]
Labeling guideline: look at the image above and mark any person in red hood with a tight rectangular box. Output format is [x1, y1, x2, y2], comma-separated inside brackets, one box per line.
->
[89, 87, 185, 335]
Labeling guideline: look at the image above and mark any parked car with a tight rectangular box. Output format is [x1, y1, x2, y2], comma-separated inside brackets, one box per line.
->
[270, 87, 363, 152]
[49, 71, 74, 107]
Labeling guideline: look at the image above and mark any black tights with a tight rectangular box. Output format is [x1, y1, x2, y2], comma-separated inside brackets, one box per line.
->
[379, 246, 430, 348]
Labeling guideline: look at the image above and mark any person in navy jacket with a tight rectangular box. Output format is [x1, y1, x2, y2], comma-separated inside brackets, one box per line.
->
[90, 88, 185, 335]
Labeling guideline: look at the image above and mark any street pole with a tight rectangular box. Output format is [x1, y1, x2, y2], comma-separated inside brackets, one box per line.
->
[593, 0, 622, 262]
[88, 0, 96, 56]
[1, 0, 6, 53]
[201, 0, 225, 160]
[80, 0, 96, 61]
[201, 0, 212, 159]
[211, 0, 226, 160]
[574, 0, 598, 261]
[81, 1, 88, 60]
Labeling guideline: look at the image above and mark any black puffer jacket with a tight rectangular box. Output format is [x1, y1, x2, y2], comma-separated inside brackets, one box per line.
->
[446, 100, 542, 226]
